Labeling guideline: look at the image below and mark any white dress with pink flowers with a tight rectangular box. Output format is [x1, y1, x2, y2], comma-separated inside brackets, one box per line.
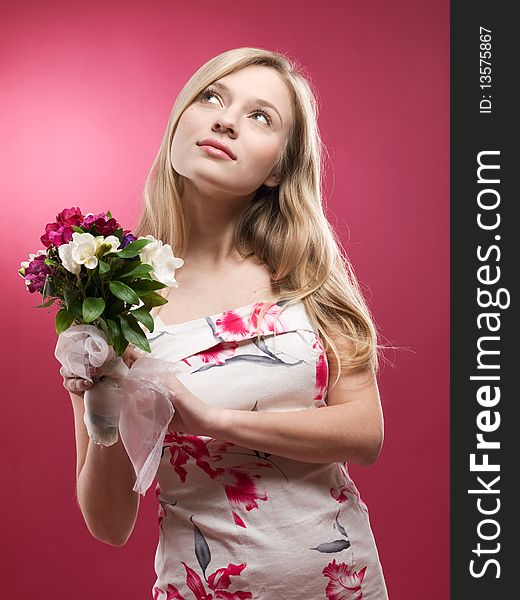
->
[146, 299, 388, 600]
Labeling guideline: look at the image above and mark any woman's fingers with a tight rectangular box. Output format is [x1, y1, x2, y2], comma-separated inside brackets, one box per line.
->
[122, 346, 146, 368]
[63, 376, 93, 394]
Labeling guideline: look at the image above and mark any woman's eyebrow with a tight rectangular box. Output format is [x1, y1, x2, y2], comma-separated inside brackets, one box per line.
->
[211, 80, 283, 125]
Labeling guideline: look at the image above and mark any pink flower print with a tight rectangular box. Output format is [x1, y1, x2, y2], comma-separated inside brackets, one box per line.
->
[153, 583, 186, 600]
[213, 309, 252, 341]
[208, 563, 252, 598]
[207, 439, 237, 462]
[322, 560, 367, 599]
[158, 503, 167, 526]
[232, 512, 246, 528]
[196, 341, 239, 366]
[182, 563, 213, 599]
[330, 485, 350, 504]
[169, 562, 252, 600]
[249, 302, 287, 334]
[313, 334, 329, 404]
[165, 432, 224, 483]
[213, 302, 286, 342]
[219, 462, 273, 512]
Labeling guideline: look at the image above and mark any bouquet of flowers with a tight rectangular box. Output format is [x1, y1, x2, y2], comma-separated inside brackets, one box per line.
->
[18, 206, 184, 355]
[19, 207, 184, 496]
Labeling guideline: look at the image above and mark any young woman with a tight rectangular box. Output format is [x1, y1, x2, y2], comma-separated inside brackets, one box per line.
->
[64, 47, 389, 599]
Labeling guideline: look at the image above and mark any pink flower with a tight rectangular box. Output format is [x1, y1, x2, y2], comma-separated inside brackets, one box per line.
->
[41, 222, 74, 247]
[82, 212, 120, 236]
[322, 560, 367, 599]
[57, 207, 83, 227]
[40, 207, 84, 248]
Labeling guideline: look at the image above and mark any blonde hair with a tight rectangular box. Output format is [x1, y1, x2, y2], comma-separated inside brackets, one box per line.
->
[134, 47, 388, 388]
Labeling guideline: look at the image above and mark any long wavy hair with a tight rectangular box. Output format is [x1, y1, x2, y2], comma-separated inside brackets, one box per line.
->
[134, 47, 387, 387]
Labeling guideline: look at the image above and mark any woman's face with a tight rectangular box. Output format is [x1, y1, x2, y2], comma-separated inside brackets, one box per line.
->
[170, 65, 293, 197]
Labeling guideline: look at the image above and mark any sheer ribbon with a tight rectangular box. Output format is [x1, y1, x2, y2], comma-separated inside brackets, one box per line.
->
[55, 325, 176, 496]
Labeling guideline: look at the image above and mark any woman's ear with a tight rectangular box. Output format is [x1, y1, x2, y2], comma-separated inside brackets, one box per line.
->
[263, 171, 280, 188]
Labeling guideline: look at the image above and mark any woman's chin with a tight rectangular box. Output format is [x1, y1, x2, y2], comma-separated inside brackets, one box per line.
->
[182, 174, 257, 200]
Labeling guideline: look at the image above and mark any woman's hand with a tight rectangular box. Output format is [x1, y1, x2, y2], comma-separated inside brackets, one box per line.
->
[61, 368, 94, 398]
[61, 345, 142, 398]
[164, 373, 221, 437]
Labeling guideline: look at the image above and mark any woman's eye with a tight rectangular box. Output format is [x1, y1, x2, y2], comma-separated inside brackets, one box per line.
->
[200, 88, 220, 104]
[251, 110, 272, 126]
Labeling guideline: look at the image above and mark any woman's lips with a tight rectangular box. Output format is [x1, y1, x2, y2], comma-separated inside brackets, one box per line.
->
[196, 139, 236, 160]
[198, 144, 234, 160]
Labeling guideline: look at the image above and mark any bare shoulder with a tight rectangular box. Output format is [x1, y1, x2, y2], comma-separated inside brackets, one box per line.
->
[325, 331, 379, 407]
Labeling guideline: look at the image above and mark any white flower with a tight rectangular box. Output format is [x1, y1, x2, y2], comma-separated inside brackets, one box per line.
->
[58, 243, 81, 275]
[95, 235, 122, 256]
[58, 233, 123, 274]
[138, 235, 184, 287]
[69, 232, 99, 269]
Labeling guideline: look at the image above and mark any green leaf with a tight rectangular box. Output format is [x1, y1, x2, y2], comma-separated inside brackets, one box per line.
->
[83, 297, 106, 323]
[35, 297, 57, 309]
[140, 291, 168, 307]
[72, 225, 85, 233]
[56, 309, 74, 334]
[105, 317, 120, 343]
[44, 258, 59, 267]
[64, 288, 82, 317]
[119, 314, 151, 353]
[105, 297, 125, 317]
[106, 318, 128, 356]
[130, 279, 167, 293]
[130, 307, 154, 332]
[119, 263, 154, 279]
[97, 317, 110, 339]
[106, 210, 112, 219]
[113, 227, 124, 241]
[107, 238, 152, 259]
[98, 260, 110, 275]
[113, 260, 144, 276]
[109, 281, 140, 305]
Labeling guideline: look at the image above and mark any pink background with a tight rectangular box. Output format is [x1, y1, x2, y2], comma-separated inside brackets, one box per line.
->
[0, 1, 449, 598]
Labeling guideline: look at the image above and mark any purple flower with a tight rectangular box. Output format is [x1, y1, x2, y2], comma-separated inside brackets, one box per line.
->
[24, 254, 51, 293]
[121, 232, 136, 248]
[40, 207, 84, 248]
[82, 212, 120, 236]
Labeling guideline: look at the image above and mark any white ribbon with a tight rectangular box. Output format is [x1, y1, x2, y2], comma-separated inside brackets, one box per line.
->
[55, 325, 176, 496]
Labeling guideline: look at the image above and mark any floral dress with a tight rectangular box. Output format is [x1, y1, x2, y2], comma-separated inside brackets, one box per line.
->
[146, 299, 388, 600]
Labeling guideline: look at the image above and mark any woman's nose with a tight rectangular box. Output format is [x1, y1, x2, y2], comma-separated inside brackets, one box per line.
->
[212, 112, 237, 136]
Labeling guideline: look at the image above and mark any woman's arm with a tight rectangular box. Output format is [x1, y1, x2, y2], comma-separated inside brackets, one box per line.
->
[206, 338, 385, 465]
[69, 390, 140, 547]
